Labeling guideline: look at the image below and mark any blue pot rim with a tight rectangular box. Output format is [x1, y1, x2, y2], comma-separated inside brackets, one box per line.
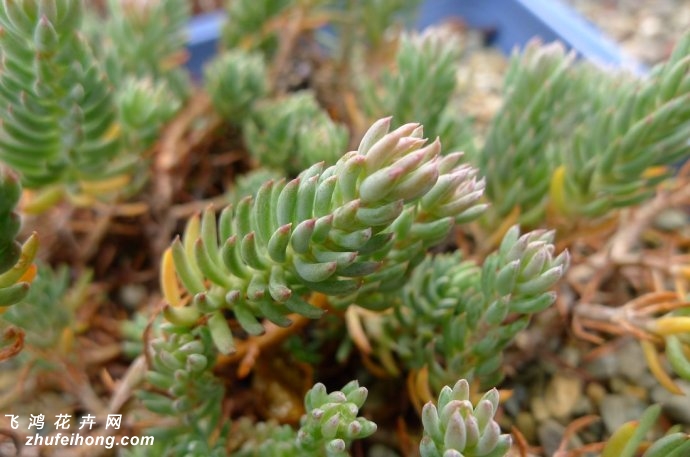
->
[186, 1, 646, 76]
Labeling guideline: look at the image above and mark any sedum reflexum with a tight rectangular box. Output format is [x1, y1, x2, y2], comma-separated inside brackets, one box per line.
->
[0, 166, 37, 308]
[420, 379, 511, 457]
[0, 0, 126, 193]
[88, 0, 189, 151]
[138, 324, 228, 457]
[98, 0, 191, 98]
[479, 42, 575, 225]
[1, 263, 81, 350]
[243, 91, 349, 175]
[235, 381, 376, 457]
[204, 49, 268, 124]
[369, 226, 568, 390]
[222, 0, 294, 57]
[162, 117, 486, 354]
[481, 32, 690, 226]
[360, 26, 467, 151]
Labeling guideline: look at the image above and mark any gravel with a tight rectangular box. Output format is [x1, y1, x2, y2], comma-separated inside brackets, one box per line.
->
[565, 0, 690, 66]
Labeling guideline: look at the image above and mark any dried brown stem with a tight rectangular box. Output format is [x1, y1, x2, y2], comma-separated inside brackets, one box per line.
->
[553, 415, 600, 457]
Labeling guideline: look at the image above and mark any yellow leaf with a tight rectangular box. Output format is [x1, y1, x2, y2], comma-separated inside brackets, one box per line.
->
[652, 316, 690, 335]
[21, 186, 65, 214]
[549, 164, 569, 216]
[183, 213, 201, 261]
[641, 339, 684, 395]
[0, 233, 39, 288]
[601, 420, 639, 457]
[17, 263, 37, 284]
[642, 166, 668, 179]
[102, 122, 121, 142]
[79, 174, 131, 196]
[161, 248, 183, 307]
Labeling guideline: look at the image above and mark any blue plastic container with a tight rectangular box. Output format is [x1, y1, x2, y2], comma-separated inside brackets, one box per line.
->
[186, 0, 644, 77]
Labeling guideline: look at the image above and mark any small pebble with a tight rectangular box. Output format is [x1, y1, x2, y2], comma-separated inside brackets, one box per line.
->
[531, 396, 550, 423]
[567, 0, 690, 65]
[537, 419, 569, 456]
[653, 208, 689, 232]
[118, 284, 148, 309]
[516, 411, 537, 443]
[617, 340, 649, 381]
[651, 380, 690, 425]
[600, 394, 648, 433]
[544, 374, 583, 420]
[586, 382, 607, 407]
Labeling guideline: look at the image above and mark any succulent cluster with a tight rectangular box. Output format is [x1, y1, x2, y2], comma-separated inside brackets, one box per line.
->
[360, 26, 468, 151]
[204, 49, 268, 123]
[0, 167, 36, 308]
[115, 77, 182, 152]
[161, 117, 486, 354]
[297, 381, 377, 455]
[420, 379, 512, 457]
[0, 0, 186, 209]
[140, 324, 228, 457]
[222, 0, 293, 57]
[368, 226, 568, 390]
[209, 0, 447, 177]
[233, 381, 375, 457]
[481, 33, 690, 227]
[1, 264, 77, 350]
[352, 0, 421, 48]
[206, 27, 348, 175]
[97, 0, 190, 96]
[0, 0, 123, 194]
[243, 91, 349, 174]
[93, 0, 188, 152]
[2, 0, 689, 456]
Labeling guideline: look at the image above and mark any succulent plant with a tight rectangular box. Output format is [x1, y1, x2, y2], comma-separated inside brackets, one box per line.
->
[5, 1, 687, 455]
[116, 77, 182, 151]
[0, 0, 124, 193]
[0, 0, 186, 208]
[99, 0, 191, 99]
[479, 42, 576, 226]
[420, 379, 511, 457]
[234, 380, 376, 457]
[140, 323, 228, 457]
[222, 0, 294, 57]
[161, 117, 486, 354]
[204, 49, 268, 124]
[297, 381, 377, 456]
[243, 91, 349, 175]
[360, 26, 465, 150]
[371, 225, 568, 390]
[0, 166, 37, 308]
[1, 264, 77, 349]
[480, 33, 690, 226]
